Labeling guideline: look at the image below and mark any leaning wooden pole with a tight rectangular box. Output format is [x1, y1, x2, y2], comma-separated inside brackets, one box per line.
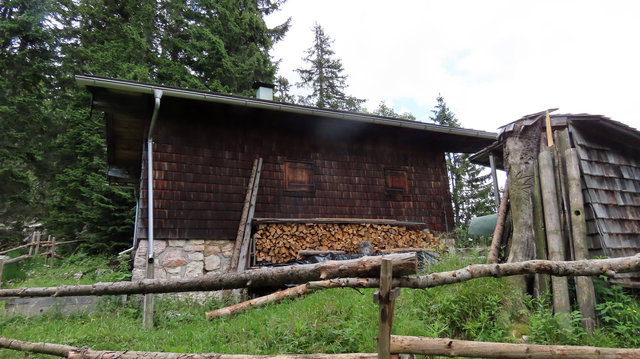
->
[229, 158, 260, 272]
[206, 284, 310, 319]
[488, 182, 509, 264]
[0, 253, 417, 298]
[565, 148, 597, 332]
[538, 150, 571, 322]
[306, 253, 640, 290]
[389, 335, 640, 358]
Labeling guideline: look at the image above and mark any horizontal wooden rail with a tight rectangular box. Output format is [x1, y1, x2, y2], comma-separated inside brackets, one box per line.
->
[0, 336, 379, 359]
[308, 253, 640, 289]
[0, 253, 417, 298]
[389, 335, 640, 358]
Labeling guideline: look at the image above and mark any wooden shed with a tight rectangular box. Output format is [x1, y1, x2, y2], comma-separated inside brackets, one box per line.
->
[77, 75, 496, 282]
[472, 112, 640, 287]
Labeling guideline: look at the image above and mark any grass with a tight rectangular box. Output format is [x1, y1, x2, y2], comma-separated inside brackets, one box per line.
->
[1, 252, 639, 358]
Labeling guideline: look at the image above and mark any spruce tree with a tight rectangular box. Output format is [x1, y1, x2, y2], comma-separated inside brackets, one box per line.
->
[0, 0, 58, 243]
[430, 95, 494, 229]
[296, 23, 364, 111]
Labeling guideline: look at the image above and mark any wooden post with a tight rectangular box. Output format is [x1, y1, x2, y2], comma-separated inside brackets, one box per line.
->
[0, 257, 4, 286]
[142, 260, 154, 330]
[28, 232, 35, 256]
[375, 258, 400, 359]
[50, 237, 56, 266]
[33, 231, 41, 257]
[532, 159, 550, 298]
[538, 151, 571, 324]
[489, 153, 501, 211]
[565, 148, 597, 332]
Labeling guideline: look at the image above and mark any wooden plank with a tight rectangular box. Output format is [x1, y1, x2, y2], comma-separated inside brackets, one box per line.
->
[238, 158, 263, 272]
[33, 232, 41, 257]
[142, 261, 154, 330]
[565, 148, 597, 332]
[299, 250, 346, 257]
[538, 150, 571, 324]
[229, 159, 260, 272]
[253, 218, 427, 228]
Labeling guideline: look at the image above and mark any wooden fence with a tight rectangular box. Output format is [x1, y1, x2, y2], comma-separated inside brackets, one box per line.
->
[1, 252, 640, 358]
[0, 232, 83, 285]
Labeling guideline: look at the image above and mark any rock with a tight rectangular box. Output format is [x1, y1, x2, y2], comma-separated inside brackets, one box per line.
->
[204, 255, 221, 271]
[165, 266, 182, 275]
[154, 267, 167, 280]
[185, 261, 204, 277]
[188, 252, 204, 261]
[131, 268, 145, 282]
[190, 239, 205, 245]
[204, 244, 221, 256]
[221, 242, 235, 257]
[162, 250, 187, 267]
[153, 240, 167, 255]
[73, 271, 84, 280]
[184, 243, 204, 252]
[169, 239, 186, 247]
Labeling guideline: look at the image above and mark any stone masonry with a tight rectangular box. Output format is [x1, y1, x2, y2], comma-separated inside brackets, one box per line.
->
[132, 239, 234, 282]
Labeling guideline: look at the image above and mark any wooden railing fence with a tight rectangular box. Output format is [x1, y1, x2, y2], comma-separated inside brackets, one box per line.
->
[0, 252, 639, 358]
[0, 231, 83, 285]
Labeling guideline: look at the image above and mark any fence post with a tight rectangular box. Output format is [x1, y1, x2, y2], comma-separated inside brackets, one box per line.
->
[0, 257, 4, 286]
[375, 258, 400, 359]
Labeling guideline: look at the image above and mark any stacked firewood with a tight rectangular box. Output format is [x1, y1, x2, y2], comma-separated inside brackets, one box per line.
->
[254, 223, 437, 263]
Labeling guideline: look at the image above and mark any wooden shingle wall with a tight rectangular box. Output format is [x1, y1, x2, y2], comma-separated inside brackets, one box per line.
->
[570, 123, 640, 284]
[135, 101, 454, 240]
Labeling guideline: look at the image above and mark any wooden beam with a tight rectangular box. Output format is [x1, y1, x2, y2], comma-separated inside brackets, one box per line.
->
[253, 218, 427, 228]
[565, 148, 597, 332]
[375, 259, 397, 359]
[299, 250, 346, 257]
[532, 159, 550, 298]
[230, 159, 260, 272]
[538, 150, 571, 322]
[390, 335, 640, 358]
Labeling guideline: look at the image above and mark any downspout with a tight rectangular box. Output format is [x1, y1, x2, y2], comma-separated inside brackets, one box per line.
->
[147, 89, 163, 264]
[118, 195, 140, 256]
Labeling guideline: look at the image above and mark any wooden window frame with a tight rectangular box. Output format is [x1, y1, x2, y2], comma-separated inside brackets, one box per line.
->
[384, 168, 409, 196]
[284, 160, 315, 194]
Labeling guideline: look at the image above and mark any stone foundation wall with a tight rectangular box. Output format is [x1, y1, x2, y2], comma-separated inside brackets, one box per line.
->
[132, 239, 235, 282]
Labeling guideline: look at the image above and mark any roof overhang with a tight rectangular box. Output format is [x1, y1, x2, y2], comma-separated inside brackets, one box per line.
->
[76, 75, 498, 183]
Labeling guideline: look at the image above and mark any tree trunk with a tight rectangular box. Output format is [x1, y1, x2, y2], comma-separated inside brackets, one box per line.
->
[307, 253, 640, 290]
[504, 134, 538, 291]
[206, 284, 310, 319]
[0, 253, 417, 298]
[389, 335, 640, 358]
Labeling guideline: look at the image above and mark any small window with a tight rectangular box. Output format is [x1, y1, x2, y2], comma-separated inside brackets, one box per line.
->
[385, 168, 408, 194]
[285, 161, 314, 192]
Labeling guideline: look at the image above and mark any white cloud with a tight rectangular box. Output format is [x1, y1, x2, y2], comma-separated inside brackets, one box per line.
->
[266, 0, 640, 132]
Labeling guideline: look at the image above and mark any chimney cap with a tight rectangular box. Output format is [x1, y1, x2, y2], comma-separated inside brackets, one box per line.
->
[252, 81, 275, 90]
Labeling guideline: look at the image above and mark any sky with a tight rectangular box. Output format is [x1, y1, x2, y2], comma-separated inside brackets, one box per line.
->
[265, 0, 640, 133]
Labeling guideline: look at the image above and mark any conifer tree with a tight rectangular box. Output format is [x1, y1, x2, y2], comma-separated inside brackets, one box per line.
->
[296, 23, 364, 111]
[430, 95, 494, 229]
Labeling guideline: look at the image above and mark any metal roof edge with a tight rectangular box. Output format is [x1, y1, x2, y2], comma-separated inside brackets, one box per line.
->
[76, 75, 497, 141]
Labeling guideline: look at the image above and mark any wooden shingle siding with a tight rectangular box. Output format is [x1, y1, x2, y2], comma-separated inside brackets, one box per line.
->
[136, 104, 454, 240]
[571, 123, 640, 269]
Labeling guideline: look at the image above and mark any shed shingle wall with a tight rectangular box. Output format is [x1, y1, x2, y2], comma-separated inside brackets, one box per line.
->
[136, 109, 454, 240]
